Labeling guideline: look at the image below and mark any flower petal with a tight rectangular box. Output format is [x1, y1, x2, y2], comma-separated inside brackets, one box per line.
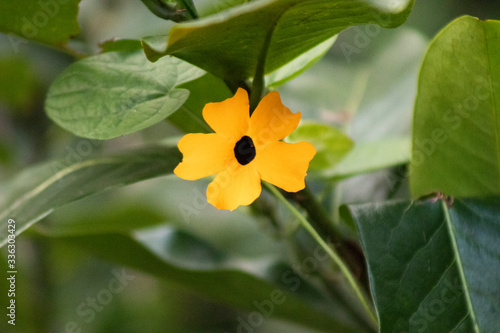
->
[255, 141, 316, 192]
[203, 88, 250, 140]
[248, 91, 301, 146]
[174, 133, 235, 180]
[207, 161, 261, 211]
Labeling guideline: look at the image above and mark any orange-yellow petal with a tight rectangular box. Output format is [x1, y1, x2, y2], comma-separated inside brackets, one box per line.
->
[255, 141, 316, 192]
[202, 88, 250, 140]
[174, 133, 235, 180]
[207, 161, 261, 211]
[248, 91, 301, 147]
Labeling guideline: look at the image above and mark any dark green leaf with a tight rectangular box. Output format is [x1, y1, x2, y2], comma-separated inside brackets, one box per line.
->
[0, 0, 80, 46]
[448, 198, 500, 333]
[342, 197, 500, 332]
[410, 16, 500, 197]
[0, 146, 181, 247]
[45, 51, 205, 139]
[145, 0, 414, 81]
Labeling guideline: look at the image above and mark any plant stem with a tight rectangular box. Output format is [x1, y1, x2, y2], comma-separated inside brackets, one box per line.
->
[287, 185, 341, 242]
[180, 0, 199, 19]
[250, 19, 278, 113]
[264, 182, 378, 326]
[287, 185, 369, 292]
[224, 79, 251, 95]
[250, 69, 265, 114]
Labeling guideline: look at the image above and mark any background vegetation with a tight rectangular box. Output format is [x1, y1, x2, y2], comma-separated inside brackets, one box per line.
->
[1, 0, 499, 332]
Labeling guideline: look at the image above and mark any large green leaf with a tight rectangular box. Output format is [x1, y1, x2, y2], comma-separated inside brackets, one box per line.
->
[0, 146, 181, 247]
[0, 0, 80, 46]
[410, 16, 500, 197]
[145, 0, 415, 81]
[342, 197, 500, 332]
[448, 198, 500, 333]
[45, 51, 205, 139]
[40, 224, 373, 333]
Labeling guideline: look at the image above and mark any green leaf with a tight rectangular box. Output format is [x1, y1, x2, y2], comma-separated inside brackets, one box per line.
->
[342, 197, 500, 332]
[44, 225, 372, 333]
[169, 73, 232, 133]
[45, 51, 205, 139]
[199, 0, 249, 16]
[448, 198, 500, 332]
[324, 137, 411, 180]
[287, 122, 354, 171]
[0, 0, 80, 46]
[410, 16, 500, 198]
[0, 146, 181, 247]
[265, 36, 337, 88]
[145, 0, 415, 81]
[38, 205, 165, 236]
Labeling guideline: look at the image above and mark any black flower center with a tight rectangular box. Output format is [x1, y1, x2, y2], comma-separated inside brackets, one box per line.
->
[234, 136, 256, 165]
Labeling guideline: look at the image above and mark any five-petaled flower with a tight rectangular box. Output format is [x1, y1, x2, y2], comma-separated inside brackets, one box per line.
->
[174, 88, 316, 211]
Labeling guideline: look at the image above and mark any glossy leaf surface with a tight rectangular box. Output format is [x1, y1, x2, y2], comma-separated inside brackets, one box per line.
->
[343, 197, 500, 332]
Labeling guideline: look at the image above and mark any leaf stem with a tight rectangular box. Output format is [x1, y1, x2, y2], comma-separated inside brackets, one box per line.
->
[264, 182, 378, 325]
[250, 20, 277, 113]
[287, 185, 341, 242]
[180, 0, 198, 19]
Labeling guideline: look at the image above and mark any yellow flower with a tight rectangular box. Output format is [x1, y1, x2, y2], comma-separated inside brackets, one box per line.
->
[174, 88, 316, 211]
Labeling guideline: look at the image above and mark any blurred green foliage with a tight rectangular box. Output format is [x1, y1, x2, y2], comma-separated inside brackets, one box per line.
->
[1, 1, 500, 332]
